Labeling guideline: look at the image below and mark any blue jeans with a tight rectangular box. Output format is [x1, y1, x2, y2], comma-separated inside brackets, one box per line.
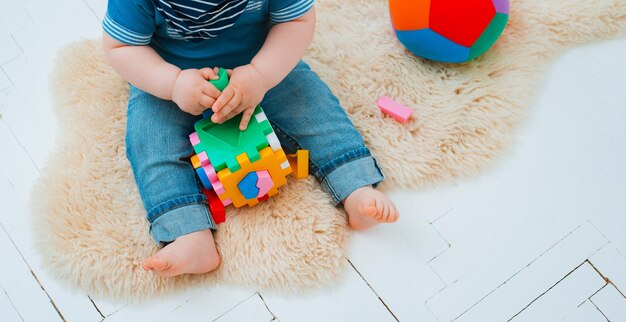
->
[126, 61, 385, 245]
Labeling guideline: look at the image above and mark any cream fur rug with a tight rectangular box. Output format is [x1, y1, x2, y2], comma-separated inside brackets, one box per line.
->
[34, 0, 626, 300]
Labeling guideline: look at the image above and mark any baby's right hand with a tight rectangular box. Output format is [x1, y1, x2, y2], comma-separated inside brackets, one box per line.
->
[171, 68, 221, 115]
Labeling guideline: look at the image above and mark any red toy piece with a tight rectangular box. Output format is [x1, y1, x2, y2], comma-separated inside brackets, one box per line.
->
[258, 194, 269, 203]
[202, 187, 226, 224]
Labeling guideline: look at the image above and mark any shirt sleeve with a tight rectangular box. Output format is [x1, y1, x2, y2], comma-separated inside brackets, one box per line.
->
[269, 0, 315, 23]
[102, 0, 155, 46]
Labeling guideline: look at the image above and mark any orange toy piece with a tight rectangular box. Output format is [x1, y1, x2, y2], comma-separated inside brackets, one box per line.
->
[190, 154, 202, 169]
[201, 187, 226, 224]
[216, 147, 292, 207]
[287, 150, 309, 179]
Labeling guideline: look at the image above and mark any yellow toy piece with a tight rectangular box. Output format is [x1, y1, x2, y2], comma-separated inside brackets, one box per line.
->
[216, 147, 292, 207]
[287, 150, 309, 179]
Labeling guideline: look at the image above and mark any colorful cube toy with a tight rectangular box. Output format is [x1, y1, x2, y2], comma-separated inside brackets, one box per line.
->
[189, 68, 309, 223]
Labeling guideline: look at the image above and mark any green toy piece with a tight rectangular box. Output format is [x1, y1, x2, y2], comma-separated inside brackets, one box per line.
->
[210, 68, 229, 91]
[192, 69, 274, 172]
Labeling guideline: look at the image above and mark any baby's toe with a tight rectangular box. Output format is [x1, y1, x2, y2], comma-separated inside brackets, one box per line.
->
[380, 199, 398, 223]
[150, 255, 174, 272]
[141, 258, 153, 271]
[388, 207, 399, 223]
[379, 203, 391, 222]
[151, 258, 166, 270]
[358, 199, 378, 218]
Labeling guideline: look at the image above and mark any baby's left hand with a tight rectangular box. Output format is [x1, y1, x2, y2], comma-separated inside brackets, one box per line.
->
[211, 64, 271, 130]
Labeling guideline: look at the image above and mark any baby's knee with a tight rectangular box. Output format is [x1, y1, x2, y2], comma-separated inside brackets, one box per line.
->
[125, 125, 192, 167]
[124, 123, 147, 161]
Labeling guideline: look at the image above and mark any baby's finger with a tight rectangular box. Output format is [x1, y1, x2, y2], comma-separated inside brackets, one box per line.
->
[217, 104, 247, 125]
[213, 93, 241, 123]
[199, 94, 215, 109]
[212, 86, 235, 113]
[201, 81, 220, 99]
[199, 67, 218, 80]
[214, 107, 241, 124]
[226, 69, 233, 77]
[222, 93, 242, 115]
[212, 102, 240, 124]
[239, 107, 255, 130]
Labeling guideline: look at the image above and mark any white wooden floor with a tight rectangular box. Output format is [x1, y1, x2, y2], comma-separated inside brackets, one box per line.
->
[1, 0, 626, 321]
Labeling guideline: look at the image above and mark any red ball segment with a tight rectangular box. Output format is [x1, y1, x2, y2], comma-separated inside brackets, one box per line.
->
[429, 0, 496, 47]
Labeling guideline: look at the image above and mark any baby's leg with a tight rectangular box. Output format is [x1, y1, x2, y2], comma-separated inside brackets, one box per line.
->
[260, 61, 398, 230]
[125, 85, 220, 276]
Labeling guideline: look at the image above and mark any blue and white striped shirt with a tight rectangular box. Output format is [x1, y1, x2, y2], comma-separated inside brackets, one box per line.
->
[103, 0, 314, 69]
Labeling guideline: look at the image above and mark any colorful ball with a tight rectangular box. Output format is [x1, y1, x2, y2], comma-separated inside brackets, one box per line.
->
[389, 0, 509, 63]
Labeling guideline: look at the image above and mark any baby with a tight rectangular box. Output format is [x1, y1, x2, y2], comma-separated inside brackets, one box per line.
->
[102, 0, 399, 277]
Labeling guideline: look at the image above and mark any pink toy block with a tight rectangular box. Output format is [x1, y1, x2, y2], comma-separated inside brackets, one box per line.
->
[198, 151, 210, 167]
[204, 163, 218, 183]
[256, 170, 274, 197]
[189, 132, 200, 146]
[212, 179, 226, 195]
[376, 96, 413, 123]
[221, 198, 233, 206]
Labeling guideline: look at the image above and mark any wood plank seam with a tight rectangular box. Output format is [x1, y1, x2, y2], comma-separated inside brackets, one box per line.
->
[426, 221, 609, 321]
[1, 223, 65, 321]
[507, 260, 607, 321]
[209, 292, 260, 322]
[588, 286, 612, 322]
[255, 293, 278, 322]
[426, 223, 452, 263]
[1, 283, 24, 321]
[346, 259, 401, 322]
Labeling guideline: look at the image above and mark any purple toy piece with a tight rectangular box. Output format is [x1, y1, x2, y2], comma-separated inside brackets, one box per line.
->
[492, 0, 509, 14]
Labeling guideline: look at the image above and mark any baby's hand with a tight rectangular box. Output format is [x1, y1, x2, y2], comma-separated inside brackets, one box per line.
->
[172, 68, 221, 115]
[211, 64, 270, 130]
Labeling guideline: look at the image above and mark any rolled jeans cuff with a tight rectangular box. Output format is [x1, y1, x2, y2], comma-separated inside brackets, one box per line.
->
[149, 198, 216, 246]
[318, 148, 385, 205]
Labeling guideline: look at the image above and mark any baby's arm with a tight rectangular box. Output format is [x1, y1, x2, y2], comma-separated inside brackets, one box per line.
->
[211, 7, 316, 129]
[102, 33, 220, 115]
[250, 7, 316, 89]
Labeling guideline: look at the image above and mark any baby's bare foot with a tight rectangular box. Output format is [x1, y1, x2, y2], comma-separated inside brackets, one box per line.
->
[141, 229, 220, 277]
[344, 186, 399, 231]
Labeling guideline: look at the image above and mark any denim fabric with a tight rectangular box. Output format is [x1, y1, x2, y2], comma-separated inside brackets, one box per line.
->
[125, 60, 384, 245]
[260, 61, 385, 204]
[126, 86, 215, 245]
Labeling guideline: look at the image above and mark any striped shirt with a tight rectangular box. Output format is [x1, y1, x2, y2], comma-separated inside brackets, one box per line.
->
[153, 0, 250, 41]
[103, 0, 314, 69]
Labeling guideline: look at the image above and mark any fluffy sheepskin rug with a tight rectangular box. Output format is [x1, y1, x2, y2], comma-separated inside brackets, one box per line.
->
[33, 0, 625, 300]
